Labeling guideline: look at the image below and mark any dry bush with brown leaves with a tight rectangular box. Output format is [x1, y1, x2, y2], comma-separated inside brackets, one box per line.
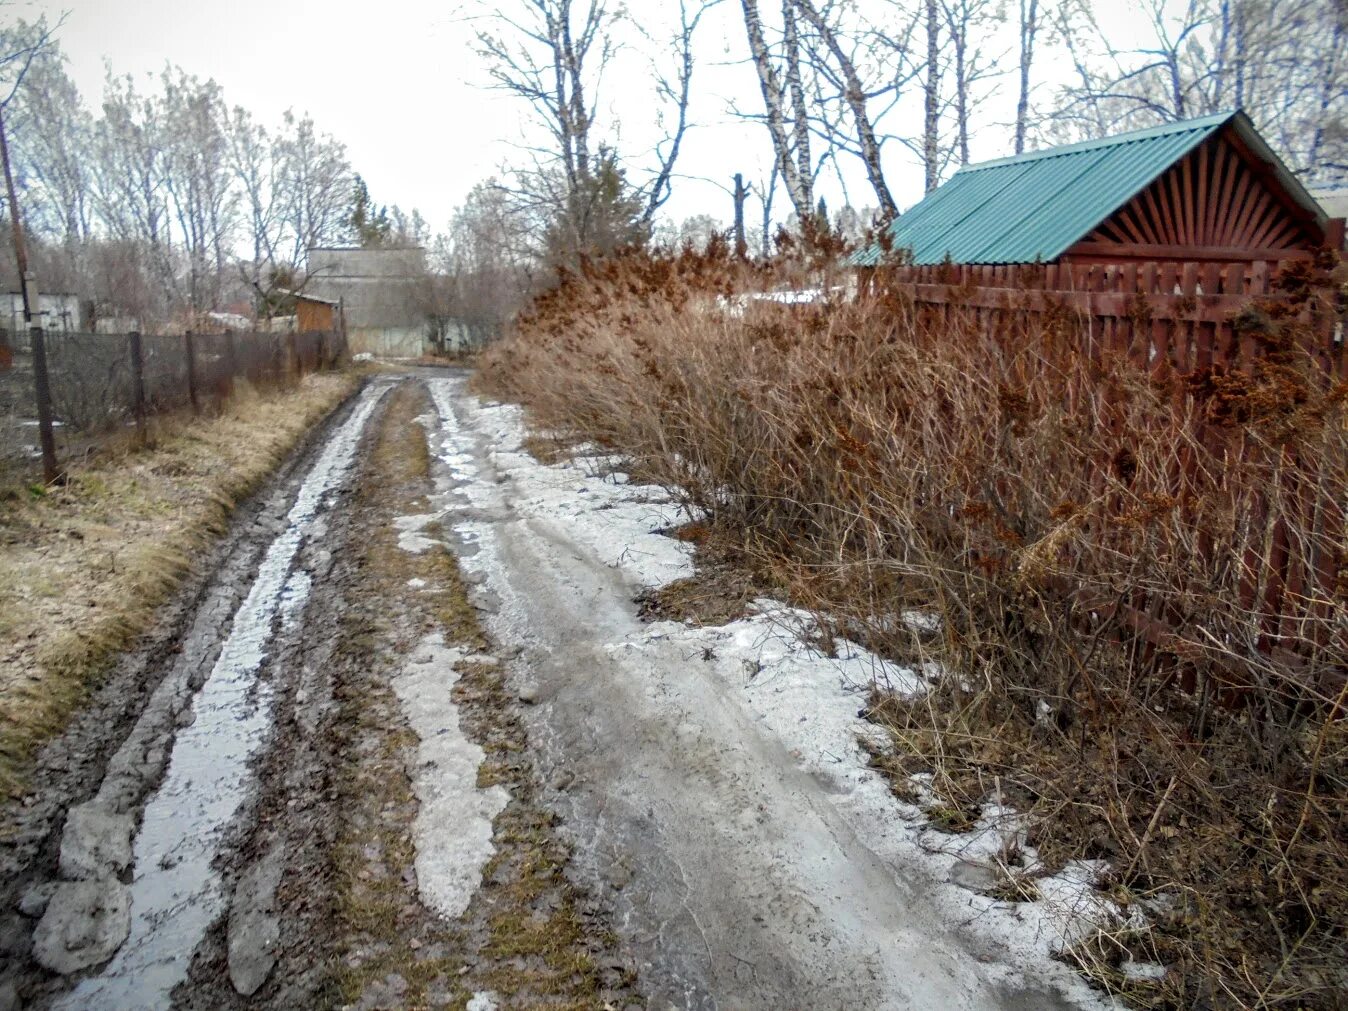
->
[476, 241, 1348, 1009]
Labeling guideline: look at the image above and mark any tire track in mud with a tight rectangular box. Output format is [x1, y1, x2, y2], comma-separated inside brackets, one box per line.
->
[5, 374, 644, 1010]
[0, 376, 378, 1008]
[49, 382, 391, 1009]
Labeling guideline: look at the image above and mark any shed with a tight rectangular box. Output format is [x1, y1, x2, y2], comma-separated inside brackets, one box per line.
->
[293, 292, 340, 333]
[855, 111, 1345, 269]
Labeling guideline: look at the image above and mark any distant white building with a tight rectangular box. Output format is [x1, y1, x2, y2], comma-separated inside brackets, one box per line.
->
[3, 291, 82, 341]
[305, 247, 430, 357]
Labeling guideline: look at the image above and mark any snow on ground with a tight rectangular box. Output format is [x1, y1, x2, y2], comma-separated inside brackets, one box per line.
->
[420, 381, 1134, 1008]
[390, 633, 509, 921]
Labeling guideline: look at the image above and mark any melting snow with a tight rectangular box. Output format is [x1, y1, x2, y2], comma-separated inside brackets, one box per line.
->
[391, 634, 509, 921]
[424, 378, 1124, 1008]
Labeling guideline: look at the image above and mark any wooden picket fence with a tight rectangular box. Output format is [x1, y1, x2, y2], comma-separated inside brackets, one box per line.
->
[863, 259, 1345, 379]
[863, 258, 1347, 709]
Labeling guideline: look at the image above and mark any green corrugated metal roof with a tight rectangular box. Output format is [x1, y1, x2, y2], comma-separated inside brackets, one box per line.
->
[852, 111, 1325, 267]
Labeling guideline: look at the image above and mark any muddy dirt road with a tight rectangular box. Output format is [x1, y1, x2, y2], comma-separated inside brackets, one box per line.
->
[1, 373, 1105, 1010]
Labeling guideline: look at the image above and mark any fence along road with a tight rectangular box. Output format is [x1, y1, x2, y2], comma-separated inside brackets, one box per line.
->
[0, 328, 345, 485]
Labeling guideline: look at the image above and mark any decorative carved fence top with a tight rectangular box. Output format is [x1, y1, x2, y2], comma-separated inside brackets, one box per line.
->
[863, 258, 1346, 379]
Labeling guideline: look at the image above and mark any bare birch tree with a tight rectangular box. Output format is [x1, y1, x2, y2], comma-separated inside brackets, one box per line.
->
[788, 0, 900, 218]
[4, 27, 91, 249]
[276, 111, 353, 269]
[740, 0, 815, 222]
[159, 69, 236, 314]
[473, 0, 712, 265]
[1015, 0, 1040, 154]
[941, 0, 999, 167]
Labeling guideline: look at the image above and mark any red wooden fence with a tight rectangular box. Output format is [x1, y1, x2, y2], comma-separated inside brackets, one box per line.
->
[864, 259, 1347, 709]
[864, 259, 1345, 379]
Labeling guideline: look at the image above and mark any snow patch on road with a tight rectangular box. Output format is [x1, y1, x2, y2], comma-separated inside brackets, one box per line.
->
[392, 634, 509, 921]
[425, 383, 694, 589]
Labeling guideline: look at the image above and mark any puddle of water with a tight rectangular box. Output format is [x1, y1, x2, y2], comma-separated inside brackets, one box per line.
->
[58, 384, 388, 1010]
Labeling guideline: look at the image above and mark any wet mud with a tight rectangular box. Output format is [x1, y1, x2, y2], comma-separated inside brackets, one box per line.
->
[1, 373, 641, 1011]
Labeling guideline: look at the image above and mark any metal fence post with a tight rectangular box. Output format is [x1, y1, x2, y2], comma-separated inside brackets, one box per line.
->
[128, 330, 147, 443]
[225, 330, 239, 393]
[184, 330, 200, 415]
[29, 325, 58, 483]
[288, 331, 299, 383]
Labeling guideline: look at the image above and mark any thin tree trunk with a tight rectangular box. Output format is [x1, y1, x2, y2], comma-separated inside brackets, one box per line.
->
[782, 1, 813, 211]
[1015, 0, 1038, 154]
[923, 0, 941, 192]
[789, 0, 897, 218]
[733, 172, 749, 257]
[740, 0, 812, 222]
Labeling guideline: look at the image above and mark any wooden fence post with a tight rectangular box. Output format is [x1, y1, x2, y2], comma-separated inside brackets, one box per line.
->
[184, 330, 200, 415]
[128, 330, 147, 443]
[288, 331, 299, 383]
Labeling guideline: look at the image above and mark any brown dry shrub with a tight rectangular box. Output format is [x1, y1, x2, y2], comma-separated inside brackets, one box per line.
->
[476, 244, 1348, 1009]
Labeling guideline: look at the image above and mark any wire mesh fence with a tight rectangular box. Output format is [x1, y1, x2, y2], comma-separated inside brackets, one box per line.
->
[1, 328, 347, 485]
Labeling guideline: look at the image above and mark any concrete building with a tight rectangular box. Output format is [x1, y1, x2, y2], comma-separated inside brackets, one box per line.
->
[305, 247, 429, 357]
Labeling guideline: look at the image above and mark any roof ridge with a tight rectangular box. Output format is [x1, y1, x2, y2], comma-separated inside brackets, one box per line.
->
[957, 111, 1235, 174]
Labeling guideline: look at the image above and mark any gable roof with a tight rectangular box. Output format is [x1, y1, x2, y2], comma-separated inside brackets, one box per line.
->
[853, 111, 1329, 266]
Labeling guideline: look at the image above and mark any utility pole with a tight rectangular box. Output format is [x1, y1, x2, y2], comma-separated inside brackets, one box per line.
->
[0, 103, 58, 482]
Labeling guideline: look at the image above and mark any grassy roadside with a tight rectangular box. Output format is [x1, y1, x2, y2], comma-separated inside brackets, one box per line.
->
[0, 371, 363, 800]
[330, 381, 639, 1010]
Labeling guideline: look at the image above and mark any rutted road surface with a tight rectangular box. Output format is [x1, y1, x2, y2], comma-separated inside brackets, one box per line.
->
[0, 373, 1103, 1010]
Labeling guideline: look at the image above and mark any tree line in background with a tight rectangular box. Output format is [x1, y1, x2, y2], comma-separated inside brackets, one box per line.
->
[2, 1, 1344, 342]
[0, 17, 437, 334]
[735, 0, 1346, 225]
[465, 0, 1346, 256]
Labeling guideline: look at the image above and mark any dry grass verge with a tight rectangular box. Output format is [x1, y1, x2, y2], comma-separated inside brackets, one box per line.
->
[476, 243, 1348, 1009]
[0, 371, 362, 799]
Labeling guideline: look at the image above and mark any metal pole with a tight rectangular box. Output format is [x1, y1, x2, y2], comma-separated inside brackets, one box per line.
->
[128, 330, 146, 443]
[0, 104, 57, 481]
[184, 330, 200, 415]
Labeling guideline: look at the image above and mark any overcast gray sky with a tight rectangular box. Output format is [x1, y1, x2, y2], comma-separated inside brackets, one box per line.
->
[17, 0, 1147, 234]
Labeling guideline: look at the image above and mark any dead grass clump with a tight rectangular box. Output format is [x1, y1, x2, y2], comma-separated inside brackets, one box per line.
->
[0, 372, 360, 801]
[635, 523, 776, 626]
[476, 241, 1348, 1009]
